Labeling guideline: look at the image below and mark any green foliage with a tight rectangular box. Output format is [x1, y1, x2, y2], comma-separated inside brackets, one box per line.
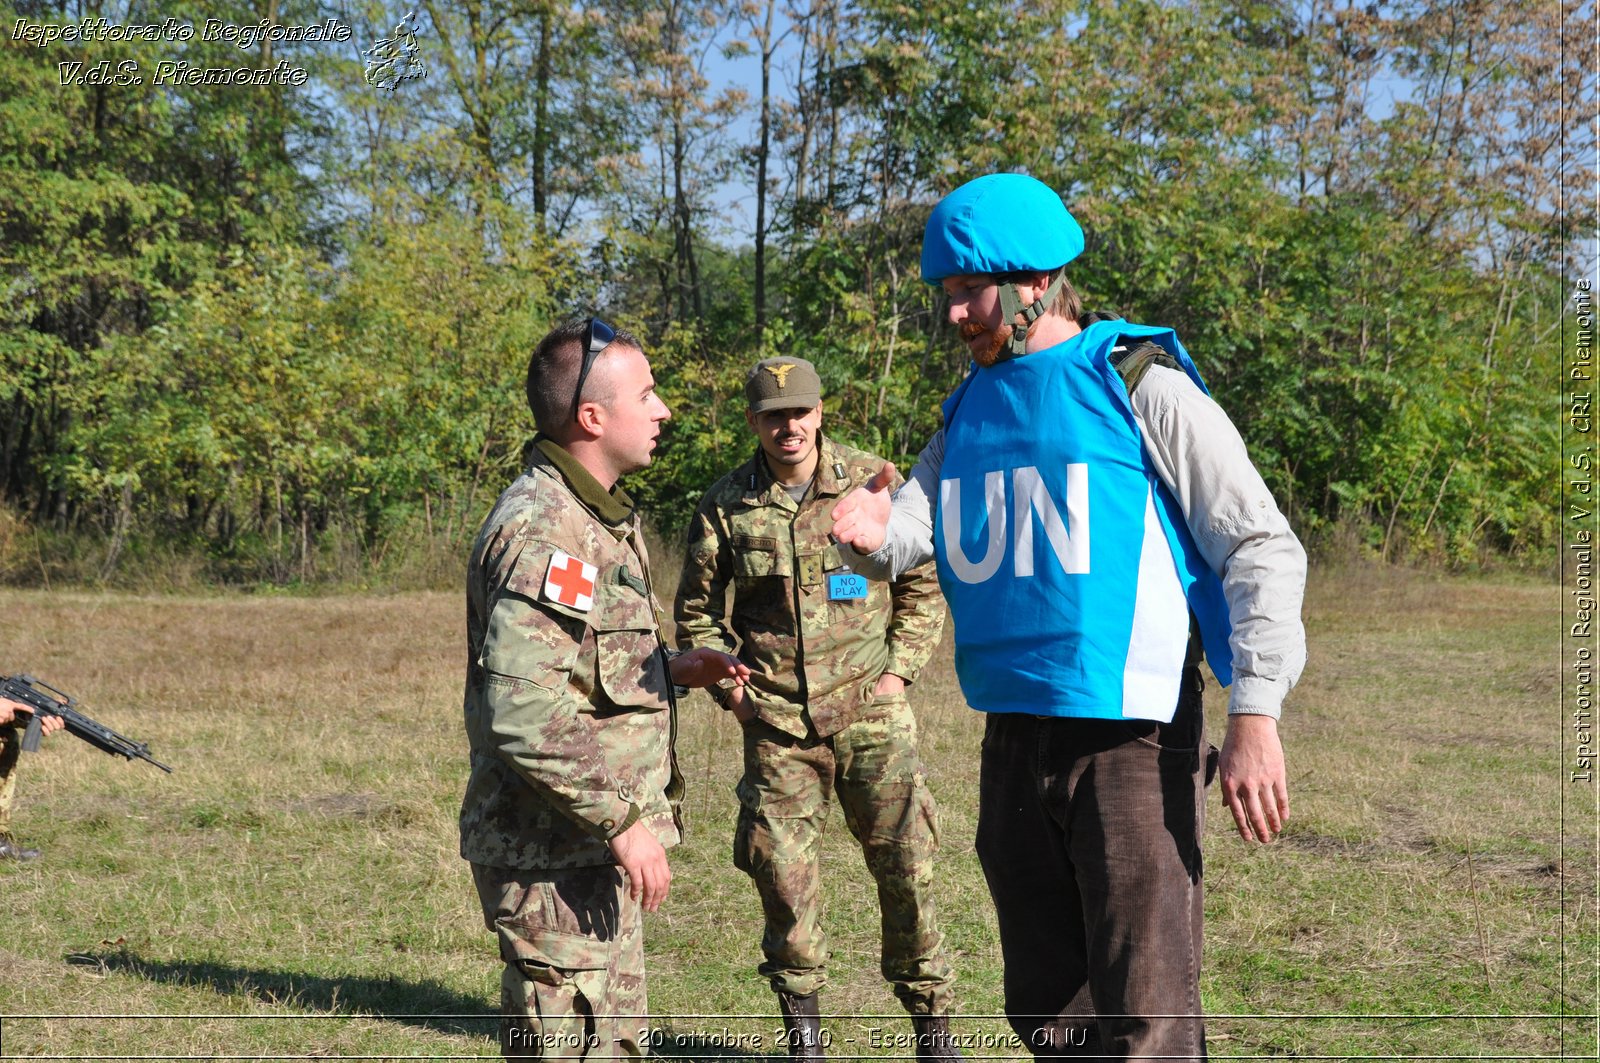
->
[0, 0, 1577, 584]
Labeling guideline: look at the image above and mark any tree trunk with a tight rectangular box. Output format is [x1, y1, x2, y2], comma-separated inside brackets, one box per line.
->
[533, 5, 552, 230]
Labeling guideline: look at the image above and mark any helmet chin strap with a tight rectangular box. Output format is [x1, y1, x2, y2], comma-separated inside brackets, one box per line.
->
[995, 273, 1066, 361]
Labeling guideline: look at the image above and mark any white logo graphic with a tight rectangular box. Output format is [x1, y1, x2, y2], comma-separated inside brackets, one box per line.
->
[940, 464, 1089, 583]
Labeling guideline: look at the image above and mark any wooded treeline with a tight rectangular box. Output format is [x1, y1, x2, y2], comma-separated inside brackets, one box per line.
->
[1, 0, 1588, 585]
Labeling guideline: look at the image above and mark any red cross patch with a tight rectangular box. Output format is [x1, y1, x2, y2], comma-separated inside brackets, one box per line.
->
[543, 550, 597, 611]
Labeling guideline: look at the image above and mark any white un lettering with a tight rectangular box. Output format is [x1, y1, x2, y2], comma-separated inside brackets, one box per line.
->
[940, 465, 1089, 583]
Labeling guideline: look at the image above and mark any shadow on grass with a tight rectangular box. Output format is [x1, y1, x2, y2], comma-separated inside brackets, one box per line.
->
[83, 952, 796, 1059]
[79, 950, 497, 1039]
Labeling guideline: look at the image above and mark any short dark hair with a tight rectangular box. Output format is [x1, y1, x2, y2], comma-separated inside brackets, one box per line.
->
[525, 318, 645, 435]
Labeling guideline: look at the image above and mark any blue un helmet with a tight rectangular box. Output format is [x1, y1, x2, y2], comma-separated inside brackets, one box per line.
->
[921, 173, 1084, 360]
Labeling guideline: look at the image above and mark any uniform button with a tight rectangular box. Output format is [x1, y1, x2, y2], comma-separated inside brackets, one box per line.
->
[601, 818, 616, 832]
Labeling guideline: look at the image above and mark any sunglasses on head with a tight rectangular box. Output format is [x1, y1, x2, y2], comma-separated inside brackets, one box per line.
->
[570, 317, 616, 423]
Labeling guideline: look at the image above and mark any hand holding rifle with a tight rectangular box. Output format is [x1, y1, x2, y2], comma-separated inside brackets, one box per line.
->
[0, 696, 64, 734]
[1, 674, 172, 773]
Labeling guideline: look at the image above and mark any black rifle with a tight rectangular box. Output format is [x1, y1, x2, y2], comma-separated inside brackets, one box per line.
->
[2, 673, 173, 773]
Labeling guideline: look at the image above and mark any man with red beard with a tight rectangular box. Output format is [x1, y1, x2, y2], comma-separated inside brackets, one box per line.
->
[832, 174, 1307, 1060]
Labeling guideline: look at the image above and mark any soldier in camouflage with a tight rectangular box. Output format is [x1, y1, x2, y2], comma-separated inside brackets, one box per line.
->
[0, 695, 63, 860]
[461, 317, 748, 1061]
[674, 357, 963, 1061]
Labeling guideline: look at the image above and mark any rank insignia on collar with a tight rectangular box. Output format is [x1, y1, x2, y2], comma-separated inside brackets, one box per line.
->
[543, 550, 597, 611]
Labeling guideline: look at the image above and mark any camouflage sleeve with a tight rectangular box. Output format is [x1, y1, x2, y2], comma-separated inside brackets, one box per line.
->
[672, 492, 737, 656]
[479, 589, 640, 842]
[883, 558, 945, 682]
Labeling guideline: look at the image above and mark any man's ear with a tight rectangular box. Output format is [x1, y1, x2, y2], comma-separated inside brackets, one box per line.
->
[1017, 271, 1052, 308]
[744, 407, 758, 431]
[576, 399, 605, 438]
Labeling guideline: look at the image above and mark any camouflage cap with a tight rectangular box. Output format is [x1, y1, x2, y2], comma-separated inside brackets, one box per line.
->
[745, 357, 823, 414]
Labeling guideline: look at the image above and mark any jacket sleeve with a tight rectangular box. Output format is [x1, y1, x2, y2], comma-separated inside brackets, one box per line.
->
[673, 492, 738, 656]
[1130, 366, 1308, 718]
[883, 557, 945, 682]
[842, 429, 944, 581]
[477, 548, 640, 840]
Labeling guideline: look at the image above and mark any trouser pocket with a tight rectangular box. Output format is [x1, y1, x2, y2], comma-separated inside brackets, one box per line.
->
[472, 864, 642, 1061]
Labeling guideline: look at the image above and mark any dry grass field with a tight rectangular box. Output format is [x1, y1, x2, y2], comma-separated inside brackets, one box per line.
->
[0, 563, 1590, 1060]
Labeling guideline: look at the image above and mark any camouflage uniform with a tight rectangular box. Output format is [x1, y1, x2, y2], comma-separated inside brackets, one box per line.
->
[0, 724, 21, 835]
[674, 434, 955, 1014]
[461, 436, 682, 1061]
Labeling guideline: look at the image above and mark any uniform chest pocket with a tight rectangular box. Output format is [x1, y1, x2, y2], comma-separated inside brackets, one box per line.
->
[826, 568, 883, 627]
[589, 573, 670, 711]
[731, 534, 780, 579]
[825, 570, 870, 607]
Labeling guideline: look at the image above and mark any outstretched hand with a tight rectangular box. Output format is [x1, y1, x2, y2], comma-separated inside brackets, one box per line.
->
[831, 462, 896, 554]
[1218, 714, 1289, 843]
[669, 648, 750, 689]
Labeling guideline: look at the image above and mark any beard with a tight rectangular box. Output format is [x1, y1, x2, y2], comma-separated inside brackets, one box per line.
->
[961, 320, 1015, 367]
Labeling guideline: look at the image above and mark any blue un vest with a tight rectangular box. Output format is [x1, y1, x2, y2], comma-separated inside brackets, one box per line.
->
[933, 320, 1232, 722]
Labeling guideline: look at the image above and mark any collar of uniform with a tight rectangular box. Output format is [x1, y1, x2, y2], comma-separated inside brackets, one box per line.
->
[812, 435, 852, 497]
[532, 434, 636, 529]
[742, 433, 848, 506]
